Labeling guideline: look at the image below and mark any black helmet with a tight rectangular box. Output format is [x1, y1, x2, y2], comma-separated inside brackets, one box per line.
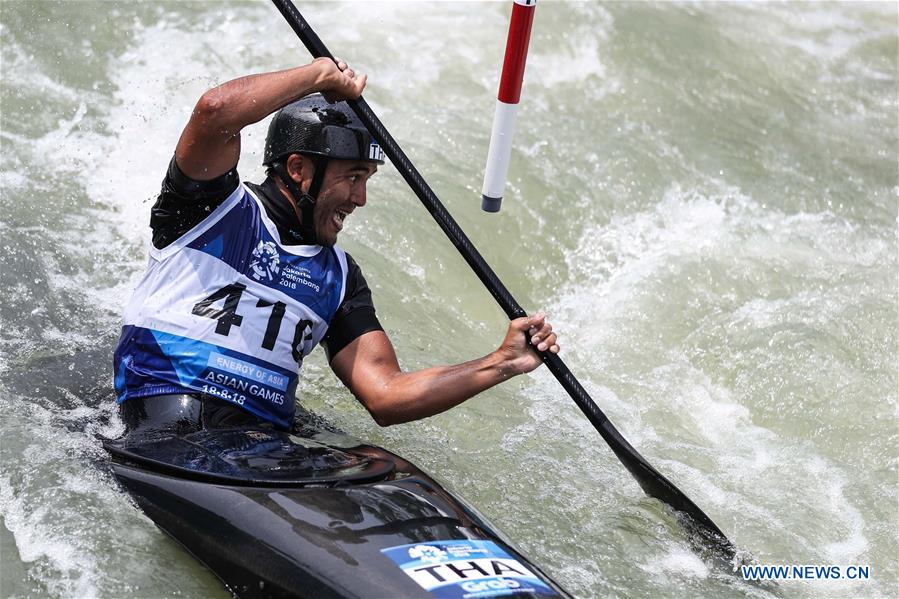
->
[263, 94, 384, 166]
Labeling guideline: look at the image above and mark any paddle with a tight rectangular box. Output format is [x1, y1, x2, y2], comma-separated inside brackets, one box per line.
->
[270, 0, 737, 561]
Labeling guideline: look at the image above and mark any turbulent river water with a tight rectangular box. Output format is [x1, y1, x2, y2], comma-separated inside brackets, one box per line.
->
[1, 2, 896, 598]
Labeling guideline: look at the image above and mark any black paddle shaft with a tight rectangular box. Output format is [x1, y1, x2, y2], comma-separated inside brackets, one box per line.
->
[270, 0, 735, 556]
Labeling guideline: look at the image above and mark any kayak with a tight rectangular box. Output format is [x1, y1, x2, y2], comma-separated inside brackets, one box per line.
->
[103, 412, 569, 599]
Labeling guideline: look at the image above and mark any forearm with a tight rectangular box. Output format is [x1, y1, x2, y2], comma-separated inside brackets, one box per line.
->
[333, 315, 559, 428]
[175, 58, 357, 180]
[192, 63, 328, 135]
[362, 351, 515, 426]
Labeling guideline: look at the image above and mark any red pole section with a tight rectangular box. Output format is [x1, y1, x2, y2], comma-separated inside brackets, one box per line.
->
[498, 0, 536, 104]
[481, 0, 537, 213]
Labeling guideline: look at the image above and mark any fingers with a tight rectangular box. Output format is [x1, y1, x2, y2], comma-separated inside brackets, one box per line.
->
[508, 312, 560, 354]
[526, 312, 546, 341]
[316, 57, 367, 101]
[527, 312, 560, 354]
[510, 315, 533, 332]
[334, 58, 360, 82]
[335, 59, 355, 79]
[354, 73, 368, 93]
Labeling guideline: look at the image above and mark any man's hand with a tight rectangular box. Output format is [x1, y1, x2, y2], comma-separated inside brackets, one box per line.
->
[496, 312, 560, 376]
[314, 57, 367, 103]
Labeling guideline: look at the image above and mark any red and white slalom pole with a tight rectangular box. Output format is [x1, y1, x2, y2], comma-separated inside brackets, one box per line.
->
[481, 0, 537, 213]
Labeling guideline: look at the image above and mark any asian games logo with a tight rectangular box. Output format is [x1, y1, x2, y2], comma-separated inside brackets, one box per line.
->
[249, 241, 281, 282]
[408, 545, 446, 563]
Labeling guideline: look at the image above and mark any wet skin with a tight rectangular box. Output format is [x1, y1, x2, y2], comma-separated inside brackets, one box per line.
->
[283, 154, 378, 247]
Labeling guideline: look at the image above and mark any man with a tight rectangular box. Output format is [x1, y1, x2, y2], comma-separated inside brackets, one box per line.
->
[113, 57, 559, 435]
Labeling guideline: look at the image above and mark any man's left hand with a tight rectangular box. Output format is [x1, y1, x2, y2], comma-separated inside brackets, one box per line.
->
[496, 312, 560, 376]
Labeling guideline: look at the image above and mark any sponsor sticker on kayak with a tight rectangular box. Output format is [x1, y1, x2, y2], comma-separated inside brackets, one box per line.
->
[380, 540, 558, 598]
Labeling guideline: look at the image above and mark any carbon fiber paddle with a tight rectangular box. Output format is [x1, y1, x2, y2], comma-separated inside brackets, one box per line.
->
[270, 0, 737, 562]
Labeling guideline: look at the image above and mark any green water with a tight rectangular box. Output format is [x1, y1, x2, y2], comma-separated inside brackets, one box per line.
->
[1, 1, 896, 597]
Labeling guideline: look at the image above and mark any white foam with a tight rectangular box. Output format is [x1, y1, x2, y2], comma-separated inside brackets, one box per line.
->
[543, 177, 889, 577]
[753, 3, 893, 62]
[2, 36, 88, 105]
[641, 545, 709, 579]
[0, 440, 99, 597]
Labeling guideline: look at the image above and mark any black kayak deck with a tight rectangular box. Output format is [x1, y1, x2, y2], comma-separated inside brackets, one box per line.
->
[104, 427, 395, 487]
[105, 424, 569, 599]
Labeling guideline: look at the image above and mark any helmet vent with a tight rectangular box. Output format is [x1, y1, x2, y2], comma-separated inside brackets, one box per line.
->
[320, 108, 350, 125]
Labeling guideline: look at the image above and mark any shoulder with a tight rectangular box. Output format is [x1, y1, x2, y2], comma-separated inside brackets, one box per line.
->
[320, 249, 382, 361]
[162, 155, 240, 204]
[342, 249, 363, 275]
[150, 156, 242, 249]
[336, 250, 368, 295]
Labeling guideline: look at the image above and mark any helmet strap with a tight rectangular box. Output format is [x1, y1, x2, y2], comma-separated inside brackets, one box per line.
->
[272, 156, 329, 245]
[306, 156, 329, 200]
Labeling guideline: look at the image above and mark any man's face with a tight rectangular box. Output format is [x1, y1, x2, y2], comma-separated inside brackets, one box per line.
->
[309, 159, 378, 246]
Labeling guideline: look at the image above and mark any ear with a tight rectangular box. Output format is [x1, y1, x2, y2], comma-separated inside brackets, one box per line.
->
[285, 154, 313, 193]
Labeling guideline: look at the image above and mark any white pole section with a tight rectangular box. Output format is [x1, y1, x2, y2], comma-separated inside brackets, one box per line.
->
[481, 0, 537, 213]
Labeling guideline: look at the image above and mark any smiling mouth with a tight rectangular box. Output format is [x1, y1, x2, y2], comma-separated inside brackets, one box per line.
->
[333, 209, 349, 230]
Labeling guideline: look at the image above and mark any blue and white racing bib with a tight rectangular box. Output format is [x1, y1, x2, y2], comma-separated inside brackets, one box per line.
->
[114, 184, 347, 428]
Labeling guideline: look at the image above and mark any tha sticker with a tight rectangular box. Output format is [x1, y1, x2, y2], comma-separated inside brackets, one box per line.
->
[380, 540, 558, 598]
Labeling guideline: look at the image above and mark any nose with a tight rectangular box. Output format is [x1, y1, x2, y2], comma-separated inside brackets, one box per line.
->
[351, 181, 367, 207]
